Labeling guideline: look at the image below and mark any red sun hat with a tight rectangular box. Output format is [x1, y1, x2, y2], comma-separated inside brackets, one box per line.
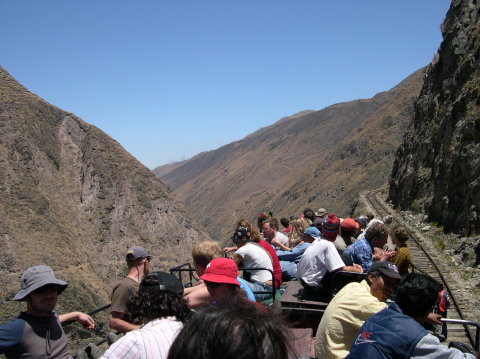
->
[341, 218, 360, 232]
[200, 258, 240, 286]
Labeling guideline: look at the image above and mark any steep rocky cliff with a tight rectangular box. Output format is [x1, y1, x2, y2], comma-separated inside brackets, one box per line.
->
[156, 69, 425, 243]
[0, 67, 211, 322]
[388, 0, 480, 235]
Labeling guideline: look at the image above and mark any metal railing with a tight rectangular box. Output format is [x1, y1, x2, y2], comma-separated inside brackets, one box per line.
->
[442, 318, 480, 351]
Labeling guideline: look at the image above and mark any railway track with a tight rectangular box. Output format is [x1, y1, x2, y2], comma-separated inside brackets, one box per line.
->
[364, 190, 477, 348]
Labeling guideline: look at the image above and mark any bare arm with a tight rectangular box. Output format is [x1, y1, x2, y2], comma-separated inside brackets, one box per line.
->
[108, 311, 140, 333]
[59, 312, 95, 330]
[184, 284, 211, 309]
[341, 264, 363, 273]
[272, 238, 291, 251]
[231, 253, 243, 266]
[223, 246, 237, 254]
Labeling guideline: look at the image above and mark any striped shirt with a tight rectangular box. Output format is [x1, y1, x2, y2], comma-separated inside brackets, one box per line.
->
[100, 317, 183, 359]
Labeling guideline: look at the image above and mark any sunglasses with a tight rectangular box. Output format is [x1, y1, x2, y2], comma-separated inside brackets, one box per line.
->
[204, 281, 221, 288]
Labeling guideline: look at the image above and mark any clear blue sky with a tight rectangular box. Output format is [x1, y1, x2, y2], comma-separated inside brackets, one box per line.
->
[1, 1, 451, 169]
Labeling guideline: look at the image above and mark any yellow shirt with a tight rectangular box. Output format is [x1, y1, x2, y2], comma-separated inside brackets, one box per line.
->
[391, 246, 412, 276]
[314, 280, 387, 359]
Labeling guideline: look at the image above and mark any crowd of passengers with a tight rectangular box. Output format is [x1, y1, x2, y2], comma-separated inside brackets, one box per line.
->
[0, 208, 477, 359]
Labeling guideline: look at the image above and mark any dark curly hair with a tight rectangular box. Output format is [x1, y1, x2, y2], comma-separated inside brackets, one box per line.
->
[167, 300, 292, 359]
[127, 276, 191, 324]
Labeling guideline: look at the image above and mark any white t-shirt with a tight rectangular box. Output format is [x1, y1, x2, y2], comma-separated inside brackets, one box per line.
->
[296, 239, 345, 286]
[265, 231, 289, 248]
[236, 243, 274, 283]
[100, 317, 183, 359]
[274, 231, 289, 246]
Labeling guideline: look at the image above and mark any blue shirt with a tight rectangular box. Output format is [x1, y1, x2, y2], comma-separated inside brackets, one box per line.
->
[237, 277, 256, 302]
[275, 242, 311, 263]
[343, 238, 373, 271]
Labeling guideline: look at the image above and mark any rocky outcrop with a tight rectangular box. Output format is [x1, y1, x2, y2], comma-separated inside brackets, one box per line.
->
[388, 0, 480, 235]
[0, 66, 211, 321]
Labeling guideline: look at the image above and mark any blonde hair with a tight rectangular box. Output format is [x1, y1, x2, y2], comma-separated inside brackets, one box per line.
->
[191, 241, 223, 268]
[288, 218, 310, 248]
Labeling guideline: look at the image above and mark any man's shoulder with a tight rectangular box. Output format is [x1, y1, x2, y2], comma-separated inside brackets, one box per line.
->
[275, 231, 289, 241]
[113, 277, 138, 290]
[111, 277, 139, 299]
[0, 317, 27, 350]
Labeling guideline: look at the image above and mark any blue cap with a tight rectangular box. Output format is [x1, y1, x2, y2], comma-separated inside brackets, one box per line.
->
[304, 226, 320, 238]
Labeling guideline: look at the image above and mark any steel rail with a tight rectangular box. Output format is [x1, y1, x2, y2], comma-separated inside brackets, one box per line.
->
[364, 190, 475, 348]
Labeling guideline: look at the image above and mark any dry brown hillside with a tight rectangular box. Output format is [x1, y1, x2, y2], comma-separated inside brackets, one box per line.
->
[0, 66, 211, 325]
[154, 69, 425, 243]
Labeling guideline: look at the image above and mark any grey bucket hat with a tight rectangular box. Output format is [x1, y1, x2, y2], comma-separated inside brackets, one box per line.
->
[13, 265, 68, 301]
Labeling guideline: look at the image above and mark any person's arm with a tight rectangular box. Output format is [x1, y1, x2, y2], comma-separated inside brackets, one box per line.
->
[108, 312, 140, 333]
[223, 246, 237, 254]
[411, 333, 476, 359]
[339, 263, 363, 273]
[380, 251, 396, 261]
[231, 253, 243, 265]
[271, 238, 291, 251]
[0, 319, 25, 353]
[425, 312, 442, 325]
[276, 248, 299, 261]
[184, 284, 211, 309]
[59, 312, 95, 329]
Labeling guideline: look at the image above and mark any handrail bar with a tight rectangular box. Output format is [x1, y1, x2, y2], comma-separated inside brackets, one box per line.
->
[238, 266, 276, 302]
[169, 262, 195, 287]
[441, 318, 480, 351]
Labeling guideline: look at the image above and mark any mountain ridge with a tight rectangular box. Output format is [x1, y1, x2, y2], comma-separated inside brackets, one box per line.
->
[0, 66, 211, 325]
[155, 68, 425, 243]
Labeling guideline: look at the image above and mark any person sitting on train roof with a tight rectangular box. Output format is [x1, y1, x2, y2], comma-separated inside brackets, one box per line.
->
[167, 300, 293, 359]
[280, 217, 291, 234]
[313, 207, 328, 231]
[100, 272, 190, 359]
[342, 221, 395, 272]
[346, 273, 476, 359]
[225, 219, 282, 290]
[322, 213, 348, 253]
[0, 265, 94, 359]
[296, 226, 363, 298]
[340, 217, 361, 247]
[262, 217, 289, 249]
[315, 261, 401, 359]
[200, 257, 261, 309]
[256, 211, 272, 232]
[366, 212, 375, 224]
[303, 207, 316, 223]
[275, 217, 312, 281]
[274, 217, 310, 252]
[389, 227, 413, 276]
[227, 224, 275, 301]
[109, 246, 151, 333]
[183, 240, 255, 308]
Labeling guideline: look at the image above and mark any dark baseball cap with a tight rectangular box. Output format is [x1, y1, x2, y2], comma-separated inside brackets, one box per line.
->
[140, 271, 184, 295]
[126, 246, 151, 261]
[231, 226, 252, 243]
[368, 261, 401, 279]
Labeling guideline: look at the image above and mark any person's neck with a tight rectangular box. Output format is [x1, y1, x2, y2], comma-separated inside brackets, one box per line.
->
[26, 308, 52, 317]
[127, 267, 145, 283]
